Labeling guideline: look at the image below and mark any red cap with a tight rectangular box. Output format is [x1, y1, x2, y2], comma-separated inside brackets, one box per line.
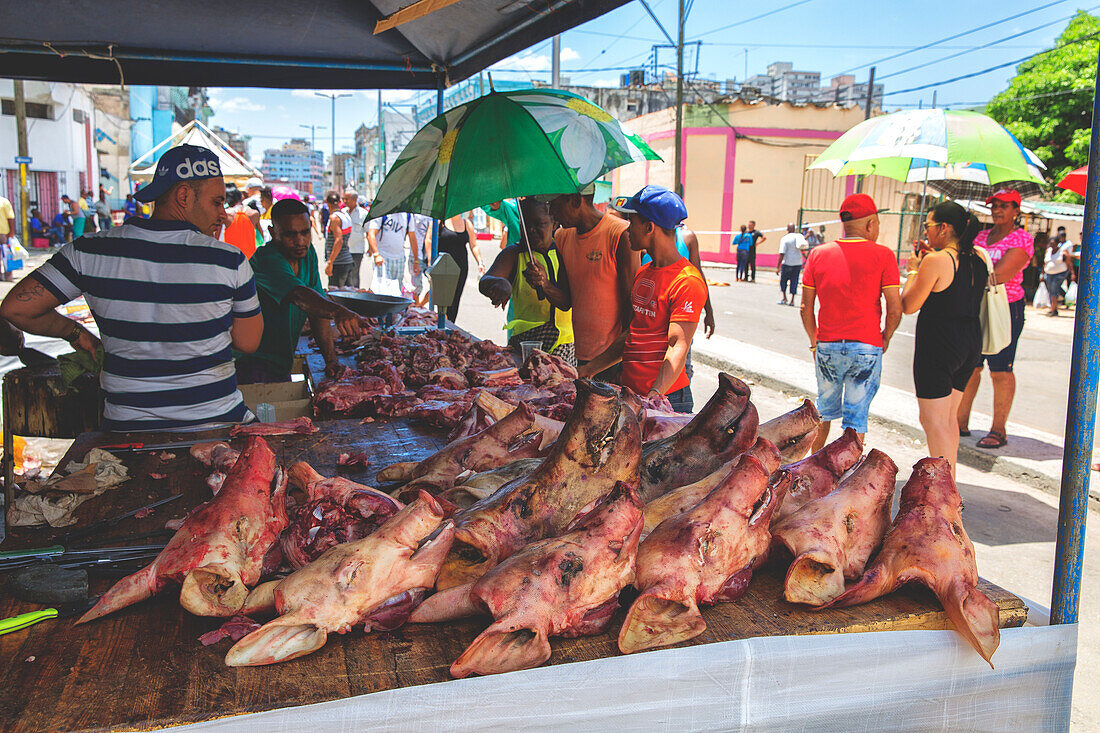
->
[985, 188, 1021, 206]
[839, 193, 880, 222]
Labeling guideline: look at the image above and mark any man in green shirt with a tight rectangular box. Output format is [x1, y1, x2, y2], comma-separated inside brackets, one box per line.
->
[481, 200, 520, 248]
[235, 199, 365, 384]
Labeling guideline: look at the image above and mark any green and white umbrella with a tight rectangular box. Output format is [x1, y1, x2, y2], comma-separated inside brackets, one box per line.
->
[368, 88, 661, 221]
[808, 109, 1045, 187]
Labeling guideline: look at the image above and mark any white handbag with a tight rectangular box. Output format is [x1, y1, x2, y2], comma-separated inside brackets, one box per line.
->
[974, 246, 1012, 355]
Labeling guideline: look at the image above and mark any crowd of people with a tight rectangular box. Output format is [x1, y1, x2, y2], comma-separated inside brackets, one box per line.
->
[0, 141, 1061, 475]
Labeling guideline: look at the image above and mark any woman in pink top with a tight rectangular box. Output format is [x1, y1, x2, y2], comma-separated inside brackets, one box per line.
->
[956, 189, 1033, 449]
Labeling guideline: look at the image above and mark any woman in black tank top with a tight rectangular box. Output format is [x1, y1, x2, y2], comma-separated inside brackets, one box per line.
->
[435, 214, 484, 322]
[901, 201, 987, 474]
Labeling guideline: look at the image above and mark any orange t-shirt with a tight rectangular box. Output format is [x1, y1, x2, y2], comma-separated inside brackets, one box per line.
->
[621, 257, 707, 396]
[223, 211, 258, 259]
[555, 214, 630, 361]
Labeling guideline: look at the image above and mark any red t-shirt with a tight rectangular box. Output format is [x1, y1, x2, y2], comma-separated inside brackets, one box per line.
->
[621, 258, 708, 395]
[801, 238, 900, 347]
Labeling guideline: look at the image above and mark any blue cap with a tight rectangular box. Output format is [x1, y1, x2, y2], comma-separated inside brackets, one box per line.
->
[133, 144, 224, 202]
[610, 185, 687, 229]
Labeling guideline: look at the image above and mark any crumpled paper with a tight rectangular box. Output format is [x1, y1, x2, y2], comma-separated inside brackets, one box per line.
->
[9, 448, 129, 527]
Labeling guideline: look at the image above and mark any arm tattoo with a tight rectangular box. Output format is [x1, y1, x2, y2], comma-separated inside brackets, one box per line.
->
[14, 282, 45, 302]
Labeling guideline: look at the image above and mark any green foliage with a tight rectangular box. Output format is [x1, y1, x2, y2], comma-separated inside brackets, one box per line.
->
[986, 11, 1100, 202]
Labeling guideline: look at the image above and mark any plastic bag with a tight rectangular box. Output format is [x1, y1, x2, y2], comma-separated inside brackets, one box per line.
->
[1065, 281, 1077, 307]
[1033, 281, 1050, 310]
[9, 237, 28, 259]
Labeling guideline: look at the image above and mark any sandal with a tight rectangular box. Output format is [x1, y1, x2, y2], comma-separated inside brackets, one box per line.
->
[976, 430, 1007, 449]
[959, 428, 971, 437]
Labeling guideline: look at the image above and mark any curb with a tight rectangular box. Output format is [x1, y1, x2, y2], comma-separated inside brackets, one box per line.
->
[690, 345, 1097, 504]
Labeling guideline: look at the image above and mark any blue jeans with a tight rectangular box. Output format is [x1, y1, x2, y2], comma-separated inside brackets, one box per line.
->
[814, 341, 883, 433]
[736, 249, 751, 280]
[780, 264, 801, 297]
[666, 384, 693, 414]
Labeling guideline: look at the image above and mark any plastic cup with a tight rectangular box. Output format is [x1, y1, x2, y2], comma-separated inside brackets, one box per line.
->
[520, 341, 541, 362]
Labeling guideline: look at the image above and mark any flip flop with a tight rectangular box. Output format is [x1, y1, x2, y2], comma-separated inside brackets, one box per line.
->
[977, 431, 1007, 449]
[959, 429, 971, 437]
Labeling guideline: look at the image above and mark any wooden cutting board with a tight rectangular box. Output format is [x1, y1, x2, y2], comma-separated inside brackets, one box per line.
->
[0, 419, 1027, 733]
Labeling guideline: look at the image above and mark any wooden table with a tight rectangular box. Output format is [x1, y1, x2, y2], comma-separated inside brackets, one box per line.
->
[0, 418, 1027, 733]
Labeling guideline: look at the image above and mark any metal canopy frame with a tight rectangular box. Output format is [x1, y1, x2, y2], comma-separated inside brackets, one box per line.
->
[0, 0, 631, 89]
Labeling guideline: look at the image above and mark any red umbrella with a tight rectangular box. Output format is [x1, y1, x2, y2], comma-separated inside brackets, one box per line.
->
[1057, 165, 1088, 196]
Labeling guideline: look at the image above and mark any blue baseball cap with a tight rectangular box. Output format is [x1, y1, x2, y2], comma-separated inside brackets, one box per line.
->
[133, 144, 224, 202]
[610, 185, 688, 229]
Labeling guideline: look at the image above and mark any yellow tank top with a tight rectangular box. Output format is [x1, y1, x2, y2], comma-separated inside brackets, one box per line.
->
[505, 249, 574, 351]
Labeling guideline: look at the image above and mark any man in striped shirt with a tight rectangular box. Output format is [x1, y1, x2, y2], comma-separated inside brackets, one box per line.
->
[578, 186, 706, 413]
[0, 144, 264, 431]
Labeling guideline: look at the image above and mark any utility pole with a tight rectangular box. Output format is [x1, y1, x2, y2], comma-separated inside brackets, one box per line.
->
[316, 92, 351, 187]
[298, 124, 326, 153]
[13, 80, 29, 245]
[673, 0, 685, 197]
[551, 34, 561, 88]
[855, 66, 876, 194]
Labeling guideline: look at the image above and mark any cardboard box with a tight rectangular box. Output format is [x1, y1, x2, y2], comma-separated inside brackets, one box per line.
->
[238, 381, 313, 421]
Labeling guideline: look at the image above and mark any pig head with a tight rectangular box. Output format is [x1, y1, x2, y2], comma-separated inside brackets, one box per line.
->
[828, 457, 1000, 666]
[433, 380, 642, 592]
[638, 372, 758, 503]
[773, 428, 864, 524]
[376, 401, 546, 494]
[225, 491, 454, 666]
[758, 399, 821, 463]
[771, 449, 897, 606]
[79, 437, 288, 623]
[450, 483, 644, 678]
[619, 453, 780, 654]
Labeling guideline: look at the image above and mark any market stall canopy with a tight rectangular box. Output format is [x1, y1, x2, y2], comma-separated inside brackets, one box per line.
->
[0, 0, 630, 89]
[128, 120, 261, 186]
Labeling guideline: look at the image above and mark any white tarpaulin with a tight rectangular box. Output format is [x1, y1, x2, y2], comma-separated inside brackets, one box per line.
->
[170, 624, 1076, 732]
[128, 120, 262, 186]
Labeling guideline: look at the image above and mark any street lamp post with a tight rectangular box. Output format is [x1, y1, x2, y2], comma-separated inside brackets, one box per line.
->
[316, 92, 352, 188]
[298, 123, 326, 153]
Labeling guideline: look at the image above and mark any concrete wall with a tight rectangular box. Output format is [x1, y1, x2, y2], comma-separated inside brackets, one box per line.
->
[612, 100, 927, 265]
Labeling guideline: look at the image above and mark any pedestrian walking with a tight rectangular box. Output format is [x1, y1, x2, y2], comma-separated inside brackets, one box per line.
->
[368, 211, 415, 298]
[68, 194, 86, 238]
[901, 201, 987, 474]
[341, 187, 369, 289]
[733, 225, 752, 281]
[1043, 230, 1074, 317]
[777, 223, 808, 305]
[435, 212, 483, 322]
[800, 193, 902, 451]
[323, 190, 354, 288]
[746, 220, 765, 282]
[956, 188, 1033, 449]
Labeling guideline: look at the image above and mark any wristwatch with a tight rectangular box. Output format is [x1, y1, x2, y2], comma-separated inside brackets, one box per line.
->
[64, 321, 84, 344]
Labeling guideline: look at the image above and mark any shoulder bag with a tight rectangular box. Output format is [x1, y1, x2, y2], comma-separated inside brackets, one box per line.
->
[974, 246, 1012, 355]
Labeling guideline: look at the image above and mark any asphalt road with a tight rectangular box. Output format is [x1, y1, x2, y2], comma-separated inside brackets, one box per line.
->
[700, 267, 1077, 439]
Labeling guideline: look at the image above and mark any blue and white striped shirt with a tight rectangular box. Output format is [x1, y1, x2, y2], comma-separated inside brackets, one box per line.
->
[33, 218, 261, 431]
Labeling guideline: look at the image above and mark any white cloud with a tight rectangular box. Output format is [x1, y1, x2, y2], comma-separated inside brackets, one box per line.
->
[560, 47, 580, 63]
[210, 96, 266, 113]
[489, 46, 581, 74]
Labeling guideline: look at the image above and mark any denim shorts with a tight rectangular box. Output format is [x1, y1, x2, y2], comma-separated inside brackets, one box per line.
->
[814, 341, 883, 433]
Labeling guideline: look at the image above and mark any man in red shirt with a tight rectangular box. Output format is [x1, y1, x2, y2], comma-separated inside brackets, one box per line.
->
[800, 193, 902, 450]
[578, 185, 706, 413]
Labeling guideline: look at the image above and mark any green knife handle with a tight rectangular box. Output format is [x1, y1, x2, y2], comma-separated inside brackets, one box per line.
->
[0, 609, 58, 635]
[0, 545, 64, 561]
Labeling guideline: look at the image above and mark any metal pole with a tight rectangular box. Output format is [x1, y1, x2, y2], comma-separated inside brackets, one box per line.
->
[552, 34, 561, 88]
[13, 81, 29, 245]
[434, 77, 445, 327]
[855, 67, 876, 194]
[673, 0, 685, 197]
[1051, 48, 1100, 625]
[330, 97, 336, 188]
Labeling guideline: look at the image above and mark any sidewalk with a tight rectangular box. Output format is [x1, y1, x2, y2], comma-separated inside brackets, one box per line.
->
[691, 330, 1082, 501]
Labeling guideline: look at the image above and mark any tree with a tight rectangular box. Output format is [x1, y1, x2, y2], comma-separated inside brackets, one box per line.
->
[986, 11, 1100, 202]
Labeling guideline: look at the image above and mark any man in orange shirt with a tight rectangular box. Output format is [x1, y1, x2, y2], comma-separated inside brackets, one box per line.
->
[578, 185, 706, 412]
[539, 183, 636, 382]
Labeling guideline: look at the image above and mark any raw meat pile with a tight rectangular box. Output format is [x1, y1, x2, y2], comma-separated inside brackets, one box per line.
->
[313, 330, 581, 430]
[80, 374, 1001, 681]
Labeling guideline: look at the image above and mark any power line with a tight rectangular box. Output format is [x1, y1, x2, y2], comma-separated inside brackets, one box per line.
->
[883, 28, 1100, 97]
[876, 5, 1100, 82]
[829, 0, 1070, 77]
[571, 0, 664, 73]
[693, 0, 819, 40]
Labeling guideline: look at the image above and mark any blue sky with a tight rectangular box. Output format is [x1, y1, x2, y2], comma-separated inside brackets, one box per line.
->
[206, 0, 1095, 165]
